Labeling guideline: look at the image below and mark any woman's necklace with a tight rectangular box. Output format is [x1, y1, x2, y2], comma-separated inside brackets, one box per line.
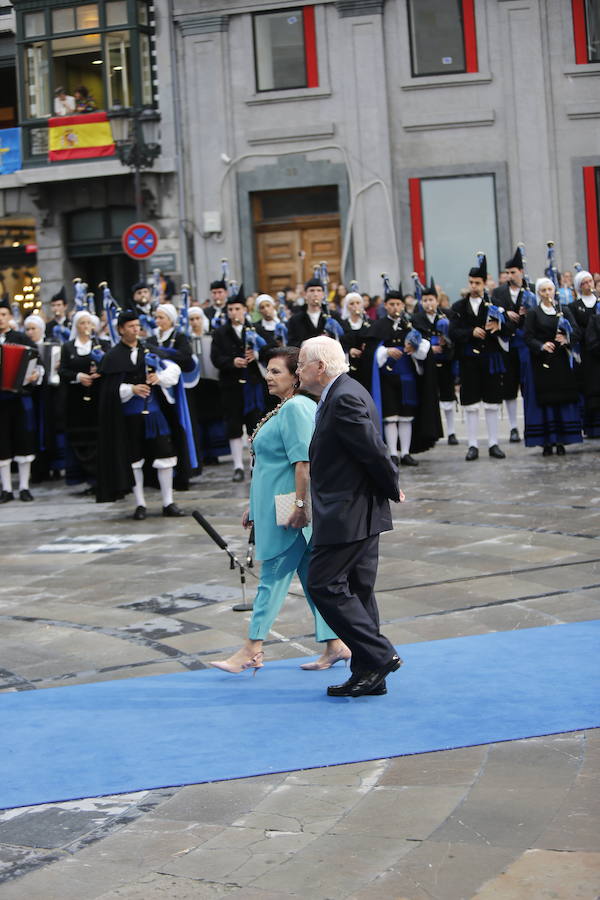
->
[249, 394, 294, 450]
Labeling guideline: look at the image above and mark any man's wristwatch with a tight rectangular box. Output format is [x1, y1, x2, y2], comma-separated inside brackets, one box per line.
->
[294, 498, 305, 509]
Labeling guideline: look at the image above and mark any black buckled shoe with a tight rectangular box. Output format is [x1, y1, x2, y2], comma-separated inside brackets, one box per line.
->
[509, 428, 521, 443]
[447, 433, 459, 446]
[465, 446, 479, 461]
[327, 656, 402, 698]
[163, 503, 186, 517]
[0, 491, 14, 504]
[556, 444, 565, 456]
[132, 505, 147, 520]
[19, 489, 34, 502]
[400, 454, 418, 467]
[488, 444, 506, 459]
[232, 468, 245, 482]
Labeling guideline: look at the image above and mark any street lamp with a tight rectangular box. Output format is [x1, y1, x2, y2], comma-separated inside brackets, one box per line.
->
[108, 106, 161, 278]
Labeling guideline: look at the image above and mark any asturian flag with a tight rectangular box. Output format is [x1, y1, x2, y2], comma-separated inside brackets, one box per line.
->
[48, 112, 115, 161]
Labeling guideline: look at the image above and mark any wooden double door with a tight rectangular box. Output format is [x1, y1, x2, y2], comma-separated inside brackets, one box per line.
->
[254, 215, 341, 295]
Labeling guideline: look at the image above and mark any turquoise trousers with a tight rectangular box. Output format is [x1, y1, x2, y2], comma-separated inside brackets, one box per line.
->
[249, 532, 338, 642]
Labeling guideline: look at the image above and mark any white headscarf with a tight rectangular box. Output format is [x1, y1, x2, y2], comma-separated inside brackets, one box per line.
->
[157, 303, 178, 325]
[574, 270, 593, 298]
[256, 293, 275, 307]
[70, 310, 99, 340]
[24, 314, 46, 335]
[535, 277, 555, 305]
[188, 307, 209, 333]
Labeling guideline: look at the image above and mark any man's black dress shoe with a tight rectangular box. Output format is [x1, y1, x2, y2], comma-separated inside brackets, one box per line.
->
[542, 445, 553, 456]
[132, 505, 147, 520]
[488, 444, 506, 459]
[19, 489, 34, 502]
[509, 428, 521, 443]
[232, 468, 244, 482]
[0, 491, 14, 503]
[447, 433, 459, 446]
[400, 454, 418, 466]
[327, 655, 402, 697]
[163, 503, 186, 517]
[465, 446, 479, 461]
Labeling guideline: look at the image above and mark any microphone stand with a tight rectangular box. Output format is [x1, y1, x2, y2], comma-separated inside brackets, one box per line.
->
[192, 511, 254, 611]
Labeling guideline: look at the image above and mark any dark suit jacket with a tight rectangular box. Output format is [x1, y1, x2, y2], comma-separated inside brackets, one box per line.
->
[309, 373, 400, 546]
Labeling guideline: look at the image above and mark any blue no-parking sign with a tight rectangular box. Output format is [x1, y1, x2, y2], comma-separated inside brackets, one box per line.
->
[122, 222, 159, 260]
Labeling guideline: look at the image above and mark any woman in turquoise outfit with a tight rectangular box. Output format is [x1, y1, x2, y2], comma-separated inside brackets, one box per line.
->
[211, 347, 350, 674]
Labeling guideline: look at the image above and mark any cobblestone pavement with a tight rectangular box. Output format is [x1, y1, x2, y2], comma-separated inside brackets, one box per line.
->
[1, 416, 599, 899]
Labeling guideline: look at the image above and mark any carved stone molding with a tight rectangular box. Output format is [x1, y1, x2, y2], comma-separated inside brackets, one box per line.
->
[176, 14, 229, 36]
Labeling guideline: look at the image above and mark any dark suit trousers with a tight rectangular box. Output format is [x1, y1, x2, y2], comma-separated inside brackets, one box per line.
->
[308, 535, 396, 673]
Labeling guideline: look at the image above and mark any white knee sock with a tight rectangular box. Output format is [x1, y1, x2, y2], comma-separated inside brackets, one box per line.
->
[17, 460, 31, 491]
[132, 466, 145, 508]
[398, 421, 413, 458]
[157, 466, 173, 508]
[0, 461, 11, 492]
[485, 407, 499, 447]
[505, 398, 518, 430]
[465, 409, 479, 448]
[384, 422, 399, 457]
[443, 406, 455, 435]
[230, 437, 244, 470]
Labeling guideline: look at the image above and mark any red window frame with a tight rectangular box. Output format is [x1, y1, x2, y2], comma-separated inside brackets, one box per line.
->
[303, 5, 319, 88]
[409, 178, 426, 284]
[462, 0, 478, 74]
[583, 167, 600, 273]
[572, 0, 589, 64]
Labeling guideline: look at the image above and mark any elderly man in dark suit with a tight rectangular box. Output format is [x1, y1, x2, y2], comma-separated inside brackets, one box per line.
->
[298, 336, 404, 697]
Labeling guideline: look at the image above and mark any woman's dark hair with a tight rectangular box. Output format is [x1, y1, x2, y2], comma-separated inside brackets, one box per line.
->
[266, 346, 317, 400]
[266, 345, 299, 375]
[76, 85, 89, 98]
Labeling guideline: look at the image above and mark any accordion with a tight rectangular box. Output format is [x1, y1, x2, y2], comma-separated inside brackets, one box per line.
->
[0, 343, 38, 393]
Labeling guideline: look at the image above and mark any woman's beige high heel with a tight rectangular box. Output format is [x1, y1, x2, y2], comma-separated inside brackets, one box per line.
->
[210, 650, 264, 676]
[300, 649, 351, 670]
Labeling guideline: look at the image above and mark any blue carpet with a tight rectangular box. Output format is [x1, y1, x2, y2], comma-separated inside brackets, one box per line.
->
[1, 621, 599, 810]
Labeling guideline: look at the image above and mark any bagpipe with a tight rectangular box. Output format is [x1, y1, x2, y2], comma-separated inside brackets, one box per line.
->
[179, 283, 203, 389]
[0, 343, 38, 393]
[516, 242, 537, 311]
[73, 277, 91, 313]
[210, 258, 230, 330]
[411, 272, 425, 310]
[318, 261, 344, 340]
[138, 340, 198, 469]
[150, 267, 162, 311]
[82, 341, 106, 402]
[545, 240, 575, 346]
[99, 281, 121, 346]
[276, 290, 288, 325]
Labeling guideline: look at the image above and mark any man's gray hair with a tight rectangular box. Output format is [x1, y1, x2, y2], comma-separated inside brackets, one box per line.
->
[301, 336, 349, 377]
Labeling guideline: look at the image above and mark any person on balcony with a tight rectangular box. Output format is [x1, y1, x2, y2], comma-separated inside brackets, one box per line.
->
[74, 86, 97, 114]
[54, 87, 75, 117]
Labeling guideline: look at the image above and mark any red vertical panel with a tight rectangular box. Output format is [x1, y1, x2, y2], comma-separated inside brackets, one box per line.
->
[303, 6, 319, 88]
[572, 0, 589, 64]
[462, 0, 479, 73]
[409, 178, 426, 284]
[583, 167, 600, 273]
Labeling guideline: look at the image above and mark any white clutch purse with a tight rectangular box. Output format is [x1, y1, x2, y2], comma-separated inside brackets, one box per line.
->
[274, 492, 312, 526]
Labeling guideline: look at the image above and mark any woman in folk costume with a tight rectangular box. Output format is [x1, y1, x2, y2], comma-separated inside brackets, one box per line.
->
[340, 290, 373, 391]
[59, 310, 109, 491]
[523, 278, 582, 455]
[185, 306, 230, 465]
[569, 270, 600, 440]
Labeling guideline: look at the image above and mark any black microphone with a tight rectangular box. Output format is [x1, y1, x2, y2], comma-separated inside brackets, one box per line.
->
[192, 510, 228, 550]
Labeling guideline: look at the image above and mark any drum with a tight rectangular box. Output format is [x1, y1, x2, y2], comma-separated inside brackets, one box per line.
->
[0, 343, 38, 393]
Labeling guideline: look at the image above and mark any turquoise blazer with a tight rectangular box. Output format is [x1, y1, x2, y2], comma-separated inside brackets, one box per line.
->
[249, 394, 315, 561]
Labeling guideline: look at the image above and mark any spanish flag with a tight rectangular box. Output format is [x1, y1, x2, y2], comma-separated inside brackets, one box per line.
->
[48, 112, 115, 161]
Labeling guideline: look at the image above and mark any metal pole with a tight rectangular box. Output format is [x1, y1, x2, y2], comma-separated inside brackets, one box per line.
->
[133, 156, 145, 282]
